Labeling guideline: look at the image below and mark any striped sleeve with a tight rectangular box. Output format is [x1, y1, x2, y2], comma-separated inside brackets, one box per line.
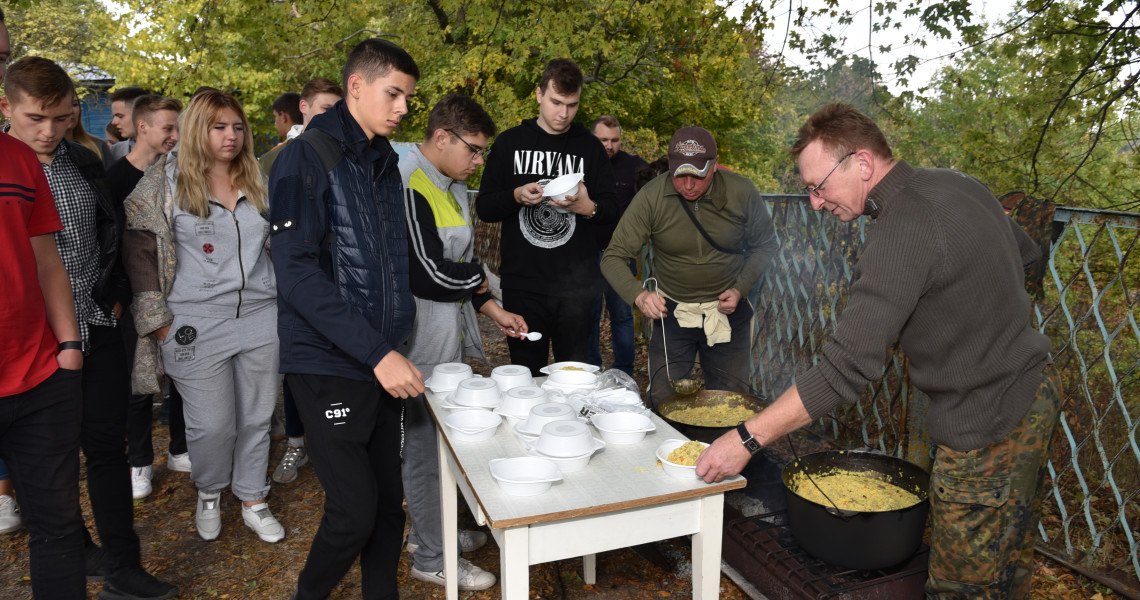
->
[403, 187, 485, 302]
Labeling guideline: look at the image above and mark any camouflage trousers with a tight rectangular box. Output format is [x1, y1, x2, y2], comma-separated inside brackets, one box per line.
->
[925, 366, 1062, 599]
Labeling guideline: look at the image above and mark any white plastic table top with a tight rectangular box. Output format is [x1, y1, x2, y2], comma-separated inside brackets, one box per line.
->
[427, 384, 746, 600]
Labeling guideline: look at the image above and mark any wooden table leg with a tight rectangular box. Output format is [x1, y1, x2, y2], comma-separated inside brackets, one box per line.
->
[691, 494, 724, 600]
[500, 526, 530, 600]
[439, 433, 458, 600]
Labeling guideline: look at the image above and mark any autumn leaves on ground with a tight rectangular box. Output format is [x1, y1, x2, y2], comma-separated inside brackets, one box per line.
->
[0, 314, 1121, 599]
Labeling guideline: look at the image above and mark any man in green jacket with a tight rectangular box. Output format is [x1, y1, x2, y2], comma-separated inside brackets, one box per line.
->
[601, 126, 779, 409]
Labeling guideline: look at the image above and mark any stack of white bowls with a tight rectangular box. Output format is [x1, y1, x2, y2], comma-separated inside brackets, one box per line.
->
[514, 402, 577, 439]
[494, 386, 547, 426]
[527, 420, 605, 473]
[490, 364, 535, 392]
[450, 377, 503, 410]
[425, 363, 473, 399]
[541, 369, 598, 395]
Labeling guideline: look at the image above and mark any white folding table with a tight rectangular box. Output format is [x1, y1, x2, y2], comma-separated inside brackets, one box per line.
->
[427, 389, 746, 600]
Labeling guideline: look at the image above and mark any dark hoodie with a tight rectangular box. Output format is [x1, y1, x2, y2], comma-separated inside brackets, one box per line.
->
[475, 118, 617, 295]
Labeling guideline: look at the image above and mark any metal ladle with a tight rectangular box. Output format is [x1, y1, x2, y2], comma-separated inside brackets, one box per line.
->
[643, 277, 704, 396]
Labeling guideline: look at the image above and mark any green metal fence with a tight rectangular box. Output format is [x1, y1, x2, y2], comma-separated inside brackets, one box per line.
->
[471, 191, 1139, 585]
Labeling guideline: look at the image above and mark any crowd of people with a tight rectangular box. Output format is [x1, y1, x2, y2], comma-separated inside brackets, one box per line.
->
[0, 5, 1061, 600]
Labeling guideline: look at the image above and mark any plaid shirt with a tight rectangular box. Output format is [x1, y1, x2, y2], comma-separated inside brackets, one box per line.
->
[41, 142, 116, 349]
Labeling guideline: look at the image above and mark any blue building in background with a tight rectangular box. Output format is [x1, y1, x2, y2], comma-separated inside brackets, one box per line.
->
[73, 65, 116, 141]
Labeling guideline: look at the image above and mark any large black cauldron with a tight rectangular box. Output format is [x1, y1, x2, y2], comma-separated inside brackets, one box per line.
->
[782, 450, 930, 570]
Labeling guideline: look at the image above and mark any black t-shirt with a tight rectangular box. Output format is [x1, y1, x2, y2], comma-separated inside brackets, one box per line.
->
[106, 156, 146, 205]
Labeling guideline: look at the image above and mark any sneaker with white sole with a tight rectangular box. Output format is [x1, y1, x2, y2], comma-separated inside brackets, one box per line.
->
[272, 445, 308, 484]
[130, 466, 152, 500]
[410, 557, 496, 591]
[406, 528, 487, 554]
[166, 451, 191, 473]
[242, 502, 284, 543]
[0, 494, 22, 534]
[195, 491, 222, 541]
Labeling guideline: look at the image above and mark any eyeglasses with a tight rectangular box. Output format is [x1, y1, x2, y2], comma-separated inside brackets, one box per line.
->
[445, 129, 487, 159]
[804, 152, 854, 197]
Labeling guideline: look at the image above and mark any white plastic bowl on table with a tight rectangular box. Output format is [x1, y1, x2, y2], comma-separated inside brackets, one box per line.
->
[527, 437, 605, 474]
[444, 410, 502, 442]
[450, 377, 502, 409]
[490, 364, 534, 391]
[500, 386, 547, 416]
[539, 361, 600, 375]
[655, 438, 708, 480]
[425, 362, 473, 391]
[541, 172, 584, 203]
[536, 420, 596, 457]
[489, 457, 562, 496]
[546, 369, 598, 388]
[516, 402, 577, 437]
[591, 412, 656, 444]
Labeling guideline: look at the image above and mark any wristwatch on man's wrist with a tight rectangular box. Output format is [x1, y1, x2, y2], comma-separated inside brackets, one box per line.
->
[737, 421, 761, 455]
[58, 340, 85, 353]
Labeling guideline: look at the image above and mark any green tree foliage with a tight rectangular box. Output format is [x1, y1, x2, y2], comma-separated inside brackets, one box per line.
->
[4, 0, 115, 80]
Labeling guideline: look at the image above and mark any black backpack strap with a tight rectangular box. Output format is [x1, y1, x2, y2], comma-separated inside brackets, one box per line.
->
[676, 194, 744, 255]
[295, 128, 345, 173]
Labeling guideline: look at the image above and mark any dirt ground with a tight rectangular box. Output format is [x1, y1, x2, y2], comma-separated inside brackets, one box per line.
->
[0, 313, 1124, 599]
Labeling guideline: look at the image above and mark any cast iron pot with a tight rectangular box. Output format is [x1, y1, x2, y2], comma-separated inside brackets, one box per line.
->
[658, 390, 767, 444]
[782, 450, 930, 570]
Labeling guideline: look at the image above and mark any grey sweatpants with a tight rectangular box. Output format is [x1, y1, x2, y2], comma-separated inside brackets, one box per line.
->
[401, 391, 448, 571]
[161, 306, 279, 501]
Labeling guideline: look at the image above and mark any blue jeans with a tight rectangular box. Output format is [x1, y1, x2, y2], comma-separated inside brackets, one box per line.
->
[589, 255, 636, 376]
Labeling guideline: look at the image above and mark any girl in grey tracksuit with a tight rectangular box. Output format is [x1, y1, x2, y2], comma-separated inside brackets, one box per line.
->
[123, 91, 283, 543]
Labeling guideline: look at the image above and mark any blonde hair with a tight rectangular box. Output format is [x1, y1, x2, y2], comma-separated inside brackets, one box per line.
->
[69, 103, 105, 160]
[175, 90, 268, 218]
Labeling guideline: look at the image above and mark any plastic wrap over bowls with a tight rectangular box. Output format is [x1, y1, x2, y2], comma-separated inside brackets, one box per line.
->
[450, 377, 502, 409]
[591, 412, 656, 444]
[542, 172, 584, 202]
[516, 402, 577, 437]
[489, 457, 562, 496]
[499, 386, 547, 419]
[491, 364, 535, 392]
[656, 439, 707, 480]
[425, 362, 473, 391]
[536, 421, 595, 458]
[444, 410, 501, 442]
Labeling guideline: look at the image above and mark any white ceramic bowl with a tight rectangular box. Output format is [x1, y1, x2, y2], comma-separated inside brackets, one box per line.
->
[542, 172, 584, 202]
[536, 421, 595, 457]
[547, 369, 598, 388]
[451, 377, 502, 409]
[517, 402, 577, 436]
[656, 439, 708, 480]
[489, 457, 562, 496]
[491, 364, 535, 392]
[444, 410, 502, 442]
[540, 361, 601, 375]
[591, 412, 656, 444]
[426, 362, 473, 391]
[500, 386, 547, 418]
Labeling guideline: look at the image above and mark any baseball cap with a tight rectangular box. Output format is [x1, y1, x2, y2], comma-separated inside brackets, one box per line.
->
[668, 126, 717, 177]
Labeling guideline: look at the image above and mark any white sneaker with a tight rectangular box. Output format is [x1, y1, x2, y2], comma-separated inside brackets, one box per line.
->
[130, 466, 152, 500]
[410, 557, 496, 591]
[167, 451, 192, 473]
[195, 491, 222, 541]
[0, 494, 22, 534]
[242, 502, 284, 543]
[272, 445, 307, 484]
[406, 528, 487, 554]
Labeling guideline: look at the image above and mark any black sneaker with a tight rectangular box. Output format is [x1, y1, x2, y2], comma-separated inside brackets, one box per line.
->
[99, 565, 178, 600]
[85, 542, 109, 582]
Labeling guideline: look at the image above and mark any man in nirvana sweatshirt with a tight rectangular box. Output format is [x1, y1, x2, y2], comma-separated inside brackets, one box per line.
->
[475, 57, 617, 375]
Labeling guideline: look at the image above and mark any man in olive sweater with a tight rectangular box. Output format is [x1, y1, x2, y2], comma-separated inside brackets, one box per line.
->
[601, 126, 779, 409]
[696, 103, 1060, 599]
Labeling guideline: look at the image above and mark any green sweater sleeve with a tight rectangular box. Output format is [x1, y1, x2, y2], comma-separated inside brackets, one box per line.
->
[601, 185, 655, 306]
